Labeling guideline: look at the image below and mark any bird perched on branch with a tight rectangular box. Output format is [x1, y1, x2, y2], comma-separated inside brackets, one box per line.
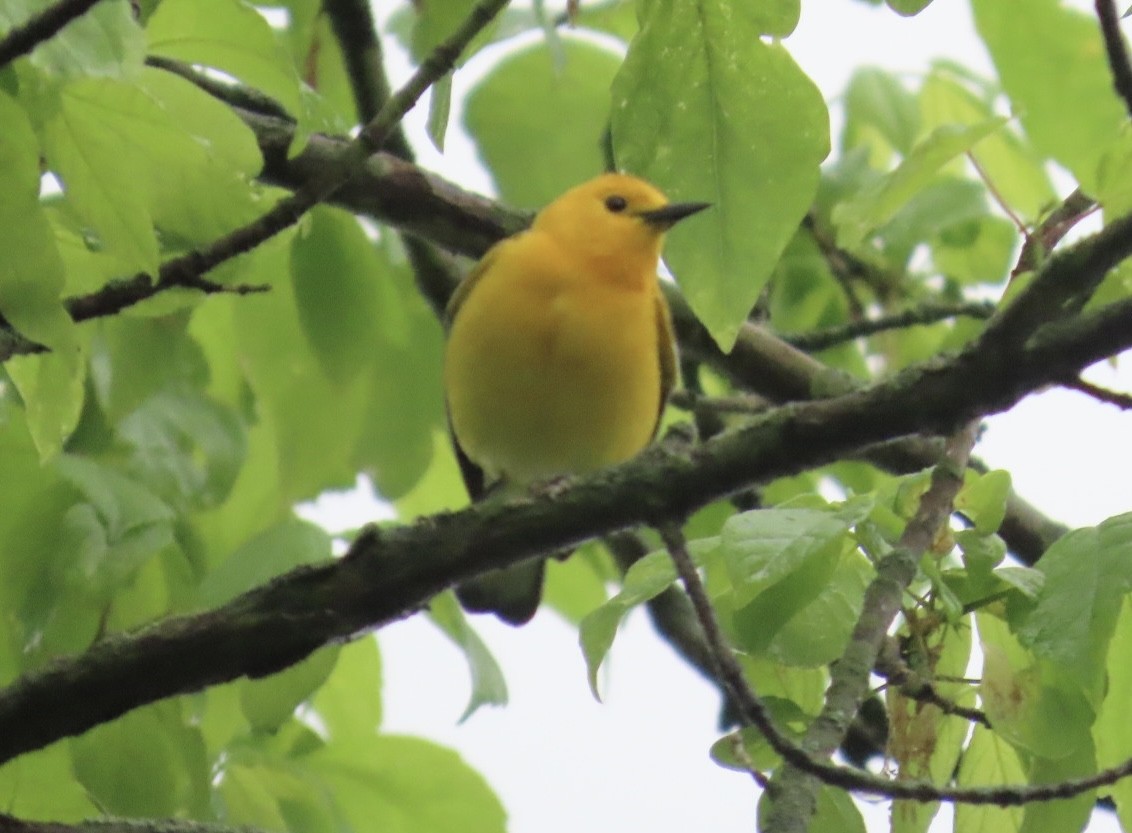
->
[443, 173, 709, 624]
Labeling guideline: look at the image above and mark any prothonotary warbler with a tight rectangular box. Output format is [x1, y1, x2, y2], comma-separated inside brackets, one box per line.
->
[444, 173, 710, 624]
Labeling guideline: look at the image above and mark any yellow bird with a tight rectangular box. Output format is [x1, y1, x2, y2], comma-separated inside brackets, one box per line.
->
[444, 173, 709, 624]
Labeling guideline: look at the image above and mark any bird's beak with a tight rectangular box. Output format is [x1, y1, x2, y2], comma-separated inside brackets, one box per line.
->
[638, 201, 711, 230]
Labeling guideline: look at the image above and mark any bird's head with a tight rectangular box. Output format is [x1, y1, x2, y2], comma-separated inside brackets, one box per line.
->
[532, 173, 709, 285]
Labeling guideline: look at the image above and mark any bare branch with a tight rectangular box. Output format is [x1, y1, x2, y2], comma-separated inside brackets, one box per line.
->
[1061, 375, 1132, 409]
[0, 813, 267, 833]
[0, 0, 103, 68]
[782, 301, 996, 352]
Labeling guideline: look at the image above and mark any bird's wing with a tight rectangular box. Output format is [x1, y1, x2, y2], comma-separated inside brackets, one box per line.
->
[445, 241, 513, 500]
[653, 289, 679, 439]
[444, 241, 506, 331]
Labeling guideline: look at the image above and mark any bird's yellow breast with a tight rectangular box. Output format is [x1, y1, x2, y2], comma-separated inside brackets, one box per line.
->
[444, 231, 664, 485]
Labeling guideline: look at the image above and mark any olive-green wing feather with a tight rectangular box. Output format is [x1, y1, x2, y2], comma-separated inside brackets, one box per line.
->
[445, 243, 508, 499]
[444, 243, 504, 330]
[652, 289, 679, 439]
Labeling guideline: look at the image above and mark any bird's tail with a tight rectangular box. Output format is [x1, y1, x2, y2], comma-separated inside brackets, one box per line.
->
[456, 559, 546, 626]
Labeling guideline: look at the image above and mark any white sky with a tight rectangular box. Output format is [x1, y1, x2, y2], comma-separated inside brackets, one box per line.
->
[302, 2, 1132, 831]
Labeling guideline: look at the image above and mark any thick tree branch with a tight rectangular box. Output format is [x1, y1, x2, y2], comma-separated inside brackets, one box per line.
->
[0, 0, 103, 68]
[2, 268, 1132, 764]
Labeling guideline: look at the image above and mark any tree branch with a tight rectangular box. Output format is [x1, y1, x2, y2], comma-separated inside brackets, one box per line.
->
[0, 0, 103, 68]
[1098, 0, 1132, 119]
[0, 73, 1068, 566]
[0, 814, 268, 833]
[762, 422, 978, 831]
[3, 264, 1132, 763]
[658, 435, 1132, 809]
[781, 301, 996, 352]
[1061, 375, 1132, 408]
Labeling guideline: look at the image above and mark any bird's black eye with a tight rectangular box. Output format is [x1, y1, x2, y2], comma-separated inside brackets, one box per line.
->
[604, 195, 628, 213]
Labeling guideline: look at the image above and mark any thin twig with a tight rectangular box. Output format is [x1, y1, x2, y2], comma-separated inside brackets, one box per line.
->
[0, 0, 103, 68]
[667, 390, 769, 415]
[1098, 0, 1132, 119]
[1062, 376, 1132, 409]
[782, 301, 996, 352]
[1009, 189, 1097, 282]
[875, 637, 991, 728]
[144, 55, 292, 120]
[967, 152, 1027, 233]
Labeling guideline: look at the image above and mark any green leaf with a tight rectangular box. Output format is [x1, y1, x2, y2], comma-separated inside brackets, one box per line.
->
[931, 214, 1017, 286]
[0, 0, 144, 80]
[0, 91, 86, 458]
[978, 612, 1094, 759]
[920, 67, 1055, 221]
[290, 206, 387, 385]
[71, 703, 209, 817]
[612, 1, 829, 350]
[7, 345, 87, 461]
[1095, 128, 1132, 219]
[833, 118, 1006, 251]
[304, 735, 506, 833]
[146, 0, 302, 117]
[887, 0, 933, 15]
[427, 73, 453, 151]
[1014, 513, 1132, 707]
[955, 469, 1011, 535]
[1019, 738, 1096, 833]
[579, 546, 690, 697]
[464, 39, 621, 208]
[138, 64, 264, 174]
[233, 237, 365, 500]
[955, 725, 1024, 832]
[91, 314, 208, 421]
[0, 744, 100, 821]
[312, 636, 383, 738]
[352, 236, 446, 500]
[842, 67, 920, 157]
[428, 592, 508, 720]
[572, 0, 639, 41]
[721, 500, 870, 608]
[972, 0, 1126, 193]
[197, 516, 332, 608]
[39, 79, 162, 274]
[1096, 598, 1132, 828]
[55, 455, 175, 591]
[241, 646, 340, 732]
[875, 176, 989, 270]
[762, 548, 872, 666]
[118, 388, 247, 511]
